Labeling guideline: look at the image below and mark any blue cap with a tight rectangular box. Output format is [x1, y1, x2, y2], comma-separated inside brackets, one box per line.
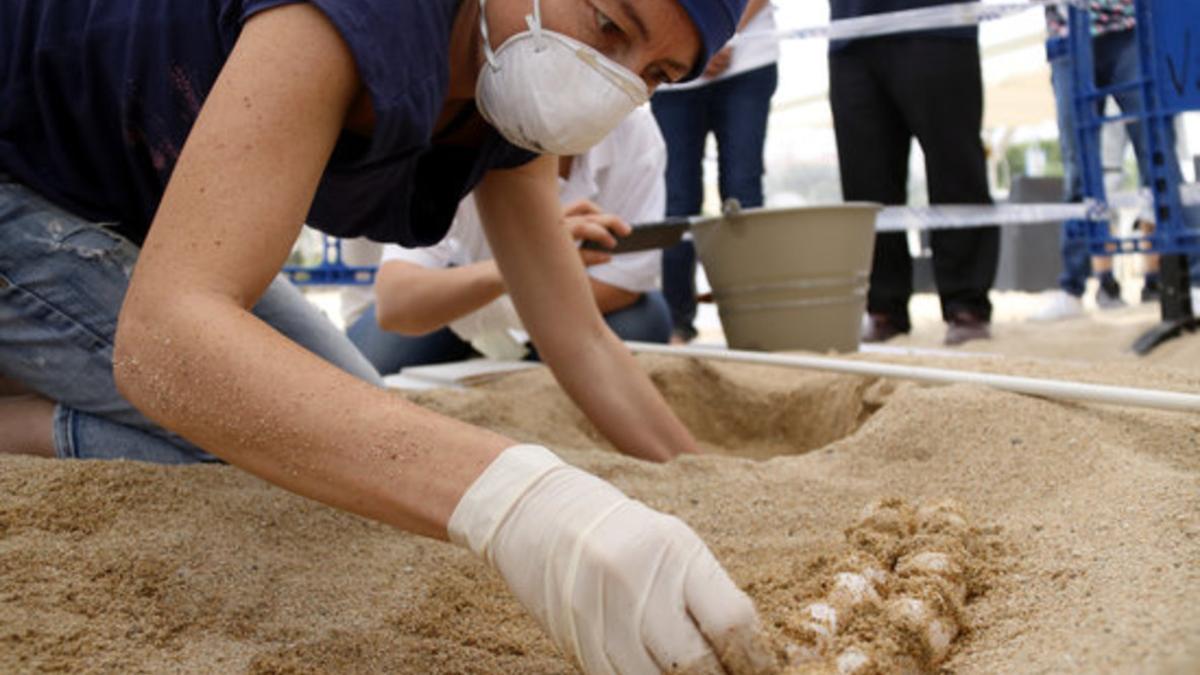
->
[675, 0, 749, 81]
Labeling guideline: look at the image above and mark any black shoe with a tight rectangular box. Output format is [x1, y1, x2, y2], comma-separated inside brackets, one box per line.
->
[671, 326, 698, 344]
[862, 314, 910, 343]
[944, 311, 991, 346]
[1141, 276, 1161, 304]
[1096, 276, 1126, 310]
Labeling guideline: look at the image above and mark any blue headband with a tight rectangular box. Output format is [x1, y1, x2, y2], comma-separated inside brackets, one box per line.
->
[675, 0, 749, 81]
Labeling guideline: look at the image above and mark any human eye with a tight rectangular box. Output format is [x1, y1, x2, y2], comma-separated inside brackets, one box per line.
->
[595, 8, 622, 37]
[647, 66, 671, 86]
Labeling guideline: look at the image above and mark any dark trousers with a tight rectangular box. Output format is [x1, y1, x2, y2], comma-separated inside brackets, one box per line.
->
[651, 64, 778, 339]
[830, 38, 999, 327]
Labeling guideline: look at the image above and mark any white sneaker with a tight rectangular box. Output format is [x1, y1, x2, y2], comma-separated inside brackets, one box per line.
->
[1030, 289, 1085, 322]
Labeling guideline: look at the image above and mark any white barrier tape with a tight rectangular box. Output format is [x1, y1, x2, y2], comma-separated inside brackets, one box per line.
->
[735, 0, 1079, 45]
[875, 183, 1200, 231]
[876, 203, 1089, 231]
[626, 341, 1200, 414]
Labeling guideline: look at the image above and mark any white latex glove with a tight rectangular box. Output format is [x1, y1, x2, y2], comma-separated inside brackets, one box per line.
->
[449, 445, 779, 675]
[448, 295, 528, 361]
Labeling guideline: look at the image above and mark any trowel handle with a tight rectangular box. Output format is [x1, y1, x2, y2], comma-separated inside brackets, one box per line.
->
[579, 217, 692, 254]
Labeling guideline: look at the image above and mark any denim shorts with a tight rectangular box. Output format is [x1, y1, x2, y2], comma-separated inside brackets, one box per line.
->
[0, 177, 382, 463]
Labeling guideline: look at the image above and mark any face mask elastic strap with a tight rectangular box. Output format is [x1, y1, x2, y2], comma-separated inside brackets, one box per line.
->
[478, 0, 500, 68]
[527, 0, 545, 51]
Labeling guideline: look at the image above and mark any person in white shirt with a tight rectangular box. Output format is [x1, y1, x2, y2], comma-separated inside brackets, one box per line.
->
[348, 107, 672, 375]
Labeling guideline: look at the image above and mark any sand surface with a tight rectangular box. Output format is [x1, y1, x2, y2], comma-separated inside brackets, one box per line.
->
[890, 295, 1200, 370]
[3, 316, 1199, 673]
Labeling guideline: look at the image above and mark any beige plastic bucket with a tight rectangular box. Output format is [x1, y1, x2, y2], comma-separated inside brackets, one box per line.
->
[691, 203, 880, 353]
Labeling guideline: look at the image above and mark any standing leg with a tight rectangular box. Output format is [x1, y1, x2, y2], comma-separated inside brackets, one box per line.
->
[1049, 42, 1093, 300]
[652, 87, 710, 341]
[660, 241, 698, 342]
[1096, 100, 1130, 299]
[829, 42, 915, 336]
[889, 38, 998, 336]
[1102, 28, 1200, 290]
[709, 63, 778, 209]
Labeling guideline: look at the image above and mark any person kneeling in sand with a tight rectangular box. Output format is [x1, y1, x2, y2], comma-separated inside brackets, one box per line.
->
[0, 0, 778, 672]
[348, 108, 672, 374]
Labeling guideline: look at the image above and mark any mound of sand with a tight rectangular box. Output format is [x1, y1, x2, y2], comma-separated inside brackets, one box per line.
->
[3, 346, 1199, 673]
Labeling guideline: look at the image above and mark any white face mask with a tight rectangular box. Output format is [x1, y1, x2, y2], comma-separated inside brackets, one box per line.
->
[475, 0, 650, 156]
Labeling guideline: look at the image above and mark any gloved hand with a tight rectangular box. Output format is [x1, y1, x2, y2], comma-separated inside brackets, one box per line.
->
[449, 445, 779, 675]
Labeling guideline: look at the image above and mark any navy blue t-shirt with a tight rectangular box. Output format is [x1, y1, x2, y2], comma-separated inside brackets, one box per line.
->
[829, 0, 978, 51]
[0, 0, 536, 246]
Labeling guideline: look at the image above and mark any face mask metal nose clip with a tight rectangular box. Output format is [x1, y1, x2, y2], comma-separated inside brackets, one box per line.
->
[571, 46, 649, 102]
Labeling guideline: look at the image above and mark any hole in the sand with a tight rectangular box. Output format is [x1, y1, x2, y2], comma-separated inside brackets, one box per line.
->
[408, 356, 893, 459]
[648, 358, 888, 460]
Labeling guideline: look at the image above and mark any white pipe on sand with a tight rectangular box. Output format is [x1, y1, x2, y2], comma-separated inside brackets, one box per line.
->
[625, 342, 1200, 414]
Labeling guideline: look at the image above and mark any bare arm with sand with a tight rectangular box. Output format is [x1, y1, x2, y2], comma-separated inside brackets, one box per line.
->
[113, 5, 771, 674]
[115, 4, 498, 540]
[475, 160, 701, 462]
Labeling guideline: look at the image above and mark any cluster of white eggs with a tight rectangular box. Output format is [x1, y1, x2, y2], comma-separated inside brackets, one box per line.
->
[785, 499, 974, 674]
